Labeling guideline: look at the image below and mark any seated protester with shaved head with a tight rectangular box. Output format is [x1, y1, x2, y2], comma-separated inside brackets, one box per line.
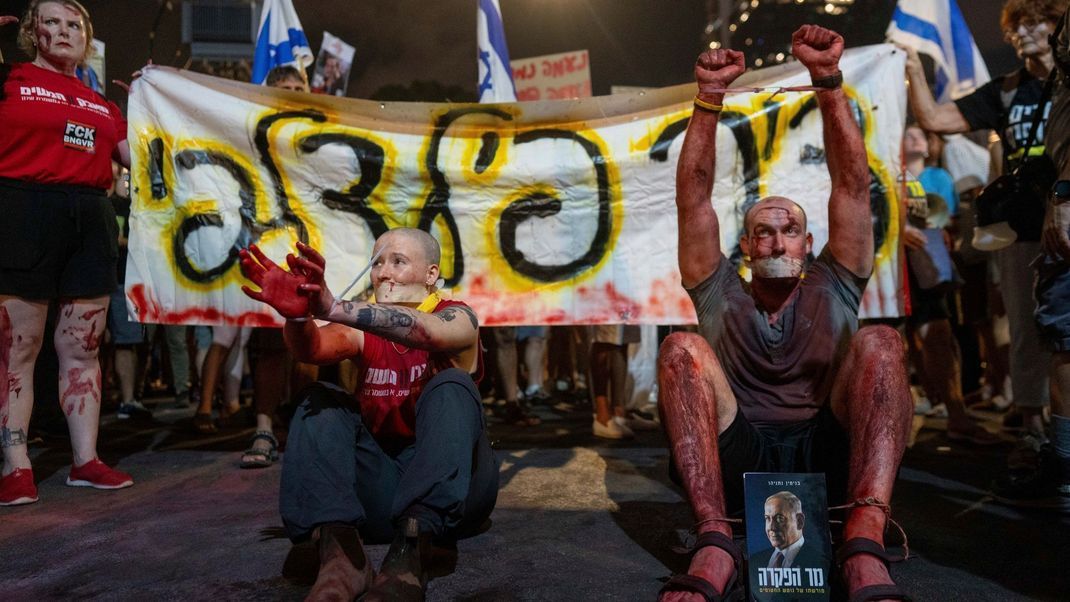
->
[657, 26, 913, 602]
[239, 228, 498, 601]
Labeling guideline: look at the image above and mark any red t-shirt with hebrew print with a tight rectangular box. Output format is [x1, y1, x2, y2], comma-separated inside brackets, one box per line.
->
[0, 63, 127, 190]
[357, 299, 482, 450]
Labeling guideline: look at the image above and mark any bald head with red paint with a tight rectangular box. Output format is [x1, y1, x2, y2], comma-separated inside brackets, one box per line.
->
[370, 228, 442, 304]
[740, 196, 812, 280]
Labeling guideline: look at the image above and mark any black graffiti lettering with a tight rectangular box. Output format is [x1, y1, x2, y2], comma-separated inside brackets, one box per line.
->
[171, 149, 257, 282]
[299, 133, 390, 240]
[148, 137, 168, 199]
[475, 132, 500, 174]
[499, 129, 614, 282]
[253, 110, 328, 245]
[419, 107, 513, 287]
[649, 118, 689, 163]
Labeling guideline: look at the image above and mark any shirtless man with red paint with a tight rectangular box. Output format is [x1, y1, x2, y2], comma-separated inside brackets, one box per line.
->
[657, 26, 913, 602]
[239, 228, 498, 601]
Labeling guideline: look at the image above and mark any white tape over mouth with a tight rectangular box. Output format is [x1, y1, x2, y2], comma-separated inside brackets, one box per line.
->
[750, 256, 804, 279]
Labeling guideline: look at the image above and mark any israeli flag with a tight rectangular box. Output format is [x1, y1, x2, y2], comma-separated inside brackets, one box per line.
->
[887, 0, 990, 101]
[251, 0, 314, 85]
[477, 0, 517, 103]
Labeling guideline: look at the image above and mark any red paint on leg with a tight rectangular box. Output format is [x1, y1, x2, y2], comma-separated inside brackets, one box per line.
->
[80, 307, 106, 321]
[0, 306, 10, 424]
[61, 367, 100, 417]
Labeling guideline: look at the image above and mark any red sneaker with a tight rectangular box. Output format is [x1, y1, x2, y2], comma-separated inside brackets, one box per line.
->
[66, 459, 134, 490]
[0, 468, 39, 506]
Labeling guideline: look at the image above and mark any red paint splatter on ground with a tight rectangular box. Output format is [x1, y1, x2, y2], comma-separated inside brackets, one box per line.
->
[80, 307, 106, 321]
[61, 367, 99, 416]
[127, 284, 279, 327]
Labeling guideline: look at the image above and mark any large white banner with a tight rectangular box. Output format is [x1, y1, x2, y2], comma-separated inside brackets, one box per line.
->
[125, 45, 906, 327]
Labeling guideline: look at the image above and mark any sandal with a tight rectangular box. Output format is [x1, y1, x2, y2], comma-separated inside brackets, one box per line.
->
[192, 413, 217, 435]
[240, 430, 279, 469]
[659, 531, 744, 602]
[835, 538, 912, 602]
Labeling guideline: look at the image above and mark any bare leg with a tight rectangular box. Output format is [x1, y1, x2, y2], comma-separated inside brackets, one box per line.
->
[522, 334, 546, 395]
[196, 343, 228, 416]
[0, 298, 47, 475]
[916, 319, 994, 440]
[829, 326, 912, 597]
[54, 297, 110, 467]
[114, 347, 137, 404]
[590, 342, 613, 425]
[493, 328, 519, 404]
[657, 332, 738, 601]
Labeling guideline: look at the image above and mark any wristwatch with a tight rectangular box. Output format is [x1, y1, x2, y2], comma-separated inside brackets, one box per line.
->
[1053, 180, 1070, 204]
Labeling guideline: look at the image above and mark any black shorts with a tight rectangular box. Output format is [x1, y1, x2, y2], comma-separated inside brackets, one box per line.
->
[716, 408, 850, 516]
[906, 262, 950, 326]
[1034, 254, 1070, 353]
[0, 178, 118, 300]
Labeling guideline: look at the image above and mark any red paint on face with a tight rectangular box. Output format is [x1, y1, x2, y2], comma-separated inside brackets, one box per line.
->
[128, 284, 279, 327]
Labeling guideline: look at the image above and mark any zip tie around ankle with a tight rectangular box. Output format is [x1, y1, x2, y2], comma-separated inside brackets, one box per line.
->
[828, 496, 909, 561]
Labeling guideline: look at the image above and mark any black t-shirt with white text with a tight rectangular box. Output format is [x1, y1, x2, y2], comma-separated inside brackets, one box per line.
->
[955, 68, 1050, 172]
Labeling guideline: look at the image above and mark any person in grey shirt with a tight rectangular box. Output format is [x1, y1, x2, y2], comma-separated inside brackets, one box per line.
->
[657, 26, 913, 602]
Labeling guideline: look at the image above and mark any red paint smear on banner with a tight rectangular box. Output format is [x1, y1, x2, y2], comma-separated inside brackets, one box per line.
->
[128, 284, 279, 327]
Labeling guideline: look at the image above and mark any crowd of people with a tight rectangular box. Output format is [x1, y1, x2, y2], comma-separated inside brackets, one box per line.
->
[1, 0, 1069, 601]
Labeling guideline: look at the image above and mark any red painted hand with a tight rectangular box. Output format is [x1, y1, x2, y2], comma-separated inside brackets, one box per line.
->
[288, 241, 336, 318]
[239, 244, 312, 320]
[791, 25, 844, 77]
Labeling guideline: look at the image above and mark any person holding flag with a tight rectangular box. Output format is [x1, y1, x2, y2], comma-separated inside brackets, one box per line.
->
[251, 0, 314, 86]
[900, 0, 1067, 500]
[887, 0, 991, 102]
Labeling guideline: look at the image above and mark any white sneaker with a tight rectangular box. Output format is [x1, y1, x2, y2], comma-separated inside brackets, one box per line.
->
[612, 416, 636, 438]
[593, 417, 633, 439]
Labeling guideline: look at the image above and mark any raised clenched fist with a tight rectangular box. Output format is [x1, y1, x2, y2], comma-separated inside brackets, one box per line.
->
[791, 25, 844, 76]
[695, 48, 746, 95]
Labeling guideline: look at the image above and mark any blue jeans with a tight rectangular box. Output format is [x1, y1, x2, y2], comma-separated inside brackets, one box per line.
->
[279, 369, 499, 544]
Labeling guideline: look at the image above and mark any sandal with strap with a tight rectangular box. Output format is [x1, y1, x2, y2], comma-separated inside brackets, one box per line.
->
[659, 531, 745, 602]
[836, 538, 912, 602]
[240, 430, 279, 469]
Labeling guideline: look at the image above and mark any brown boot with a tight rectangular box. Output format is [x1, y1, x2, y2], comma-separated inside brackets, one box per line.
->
[362, 517, 430, 601]
[306, 523, 373, 602]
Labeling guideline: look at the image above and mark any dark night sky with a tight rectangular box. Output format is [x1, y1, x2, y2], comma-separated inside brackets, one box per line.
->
[0, 0, 1023, 105]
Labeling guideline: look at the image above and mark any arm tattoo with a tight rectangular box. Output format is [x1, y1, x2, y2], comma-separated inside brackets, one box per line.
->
[348, 304, 424, 344]
[436, 305, 479, 329]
